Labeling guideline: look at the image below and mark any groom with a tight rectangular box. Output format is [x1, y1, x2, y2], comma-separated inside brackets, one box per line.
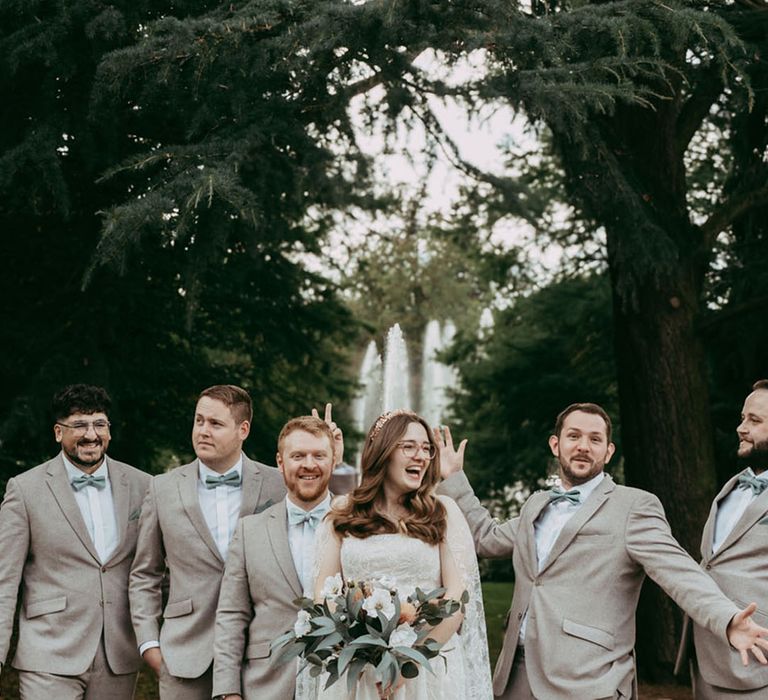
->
[211, 414, 336, 700]
[675, 380, 768, 698]
[438, 402, 768, 699]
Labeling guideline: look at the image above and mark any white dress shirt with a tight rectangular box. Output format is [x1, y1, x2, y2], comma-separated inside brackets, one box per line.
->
[519, 471, 606, 643]
[63, 455, 119, 564]
[286, 493, 332, 596]
[712, 468, 768, 554]
[197, 456, 243, 560]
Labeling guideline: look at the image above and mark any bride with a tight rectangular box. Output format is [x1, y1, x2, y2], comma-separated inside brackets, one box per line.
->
[308, 409, 492, 699]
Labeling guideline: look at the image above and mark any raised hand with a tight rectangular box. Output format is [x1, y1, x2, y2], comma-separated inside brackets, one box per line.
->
[726, 603, 768, 666]
[432, 425, 468, 480]
[312, 403, 344, 466]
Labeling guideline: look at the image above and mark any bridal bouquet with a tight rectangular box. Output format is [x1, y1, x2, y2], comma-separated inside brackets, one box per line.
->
[271, 574, 467, 693]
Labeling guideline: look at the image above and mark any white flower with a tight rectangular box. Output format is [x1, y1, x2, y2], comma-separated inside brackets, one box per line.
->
[320, 573, 344, 600]
[294, 610, 312, 637]
[375, 574, 397, 591]
[362, 588, 395, 620]
[389, 623, 418, 648]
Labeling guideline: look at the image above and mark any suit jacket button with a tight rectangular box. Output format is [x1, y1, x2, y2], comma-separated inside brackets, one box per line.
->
[705, 564, 712, 570]
[101, 566, 107, 572]
[517, 612, 523, 619]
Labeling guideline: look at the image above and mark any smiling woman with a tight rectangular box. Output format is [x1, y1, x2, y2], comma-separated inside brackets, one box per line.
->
[307, 410, 494, 699]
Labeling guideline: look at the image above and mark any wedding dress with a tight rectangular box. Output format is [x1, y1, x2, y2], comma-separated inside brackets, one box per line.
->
[302, 495, 493, 700]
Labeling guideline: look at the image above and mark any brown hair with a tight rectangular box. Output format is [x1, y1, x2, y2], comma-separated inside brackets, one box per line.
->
[753, 379, 768, 392]
[332, 411, 446, 545]
[198, 385, 253, 424]
[277, 416, 334, 455]
[554, 402, 612, 442]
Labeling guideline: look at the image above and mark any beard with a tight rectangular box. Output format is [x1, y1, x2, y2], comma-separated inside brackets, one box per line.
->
[64, 439, 105, 469]
[558, 454, 606, 486]
[737, 440, 768, 474]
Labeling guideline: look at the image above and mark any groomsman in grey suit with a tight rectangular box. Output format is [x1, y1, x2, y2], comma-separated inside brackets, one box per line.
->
[675, 379, 768, 698]
[212, 414, 336, 700]
[0, 384, 150, 700]
[437, 402, 768, 700]
[129, 385, 287, 700]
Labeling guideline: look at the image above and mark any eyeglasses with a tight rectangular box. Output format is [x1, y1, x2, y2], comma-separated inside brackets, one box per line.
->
[396, 441, 436, 459]
[56, 420, 111, 436]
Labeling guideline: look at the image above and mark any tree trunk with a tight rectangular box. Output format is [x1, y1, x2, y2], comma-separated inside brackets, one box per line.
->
[608, 241, 717, 680]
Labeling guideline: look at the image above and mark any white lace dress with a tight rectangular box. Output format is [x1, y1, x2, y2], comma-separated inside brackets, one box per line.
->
[307, 495, 492, 700]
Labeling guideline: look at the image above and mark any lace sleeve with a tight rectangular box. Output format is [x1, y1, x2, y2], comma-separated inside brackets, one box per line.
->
[440, 494, 494, 700]
[310, 495, 347, 599]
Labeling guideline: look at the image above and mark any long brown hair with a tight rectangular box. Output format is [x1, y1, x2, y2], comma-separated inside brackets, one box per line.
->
[332, 410, 447, 545]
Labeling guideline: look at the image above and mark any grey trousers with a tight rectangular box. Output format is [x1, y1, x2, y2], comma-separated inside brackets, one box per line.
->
[18, 639, 137, 700]
[159, 661, 213, 700]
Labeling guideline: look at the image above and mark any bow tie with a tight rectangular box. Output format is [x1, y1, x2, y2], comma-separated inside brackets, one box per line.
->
[71, 474, 106, 491]
[204, 471, 242, 489]
[737, 473, 768, 497]
[548, 486, 581, 506]
[287, 503, 329, 529]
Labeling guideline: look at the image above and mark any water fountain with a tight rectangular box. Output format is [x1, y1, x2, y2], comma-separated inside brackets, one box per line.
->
[382, 323, 413, 412]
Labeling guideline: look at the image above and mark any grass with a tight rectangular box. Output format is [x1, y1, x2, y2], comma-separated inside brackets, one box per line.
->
[0, 581, 691, 699]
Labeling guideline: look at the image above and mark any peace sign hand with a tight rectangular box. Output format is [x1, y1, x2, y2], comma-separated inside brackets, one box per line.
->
[432, 425, 467, 480]
[312, 403, 344, 466]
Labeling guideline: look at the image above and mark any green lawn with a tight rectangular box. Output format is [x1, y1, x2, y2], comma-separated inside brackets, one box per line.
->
[1, 583, 515, 699]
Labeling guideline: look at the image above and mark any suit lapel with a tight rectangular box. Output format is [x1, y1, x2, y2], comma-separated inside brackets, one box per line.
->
[701, 474, 738, 560]
[711, 477, 768, 560]
[267, 500, 303, 598]
[537, 475, 613, 576]
[178, 461, 224, 564]
[239, 456, 264, 518]
[523, 491, 550, 577]
[105, 460, 130, 564]
[45, 454, 100, 563]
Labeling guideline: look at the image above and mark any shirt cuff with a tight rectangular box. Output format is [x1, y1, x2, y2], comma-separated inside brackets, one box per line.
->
[139, 640, 160, 655]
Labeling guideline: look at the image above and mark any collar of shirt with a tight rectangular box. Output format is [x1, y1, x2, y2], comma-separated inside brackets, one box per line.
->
[63, 454, 110, 483]
[198, 455, 243, 485]
[552, 470, 605, 507]
[285, 492, 332, 523]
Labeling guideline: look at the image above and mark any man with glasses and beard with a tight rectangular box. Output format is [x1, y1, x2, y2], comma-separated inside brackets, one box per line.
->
[675, 380, 768, 698]
[0, 384, 150, 699]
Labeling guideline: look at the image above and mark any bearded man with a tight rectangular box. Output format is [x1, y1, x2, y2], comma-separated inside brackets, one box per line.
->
[0, 384, 150, 699]
[437, 402, 768, 700]
[675, 380, 768, 699]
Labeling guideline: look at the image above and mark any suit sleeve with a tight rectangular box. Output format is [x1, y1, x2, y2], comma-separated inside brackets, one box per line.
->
[129, 477, 166, 647]
[0, 479, 29, 665]
[212, 519, 252, 697]
[437, 471, 518, 559]
[625, 491, 738, 643]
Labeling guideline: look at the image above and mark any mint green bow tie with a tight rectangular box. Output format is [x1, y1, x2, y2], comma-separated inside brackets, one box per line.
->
[549, 487, 581, 506]
[287, 503, 329, 529]
[204, 472, 242, 489]
[71, 474, 106, 491]
[737, 473, 768, 497]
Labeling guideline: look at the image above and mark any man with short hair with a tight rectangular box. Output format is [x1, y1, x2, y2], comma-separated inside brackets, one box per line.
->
[437, 402, 768, 699]
[675, 380, 768, 698]
[212, 415, 336, 700]
[130, 387, 342, 700]
[0, 384, 150, 700]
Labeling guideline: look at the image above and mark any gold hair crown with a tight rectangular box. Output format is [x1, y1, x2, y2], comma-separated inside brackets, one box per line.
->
[369, 409, 414, 441]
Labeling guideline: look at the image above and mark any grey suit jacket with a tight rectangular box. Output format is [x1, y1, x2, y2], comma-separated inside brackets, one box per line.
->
[0, 454, 150, 675]
[129, 456, 286, 678]
[440, 471, 739, 699]
[212, 499, 303, 699]
[674, 471, 768, 690]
